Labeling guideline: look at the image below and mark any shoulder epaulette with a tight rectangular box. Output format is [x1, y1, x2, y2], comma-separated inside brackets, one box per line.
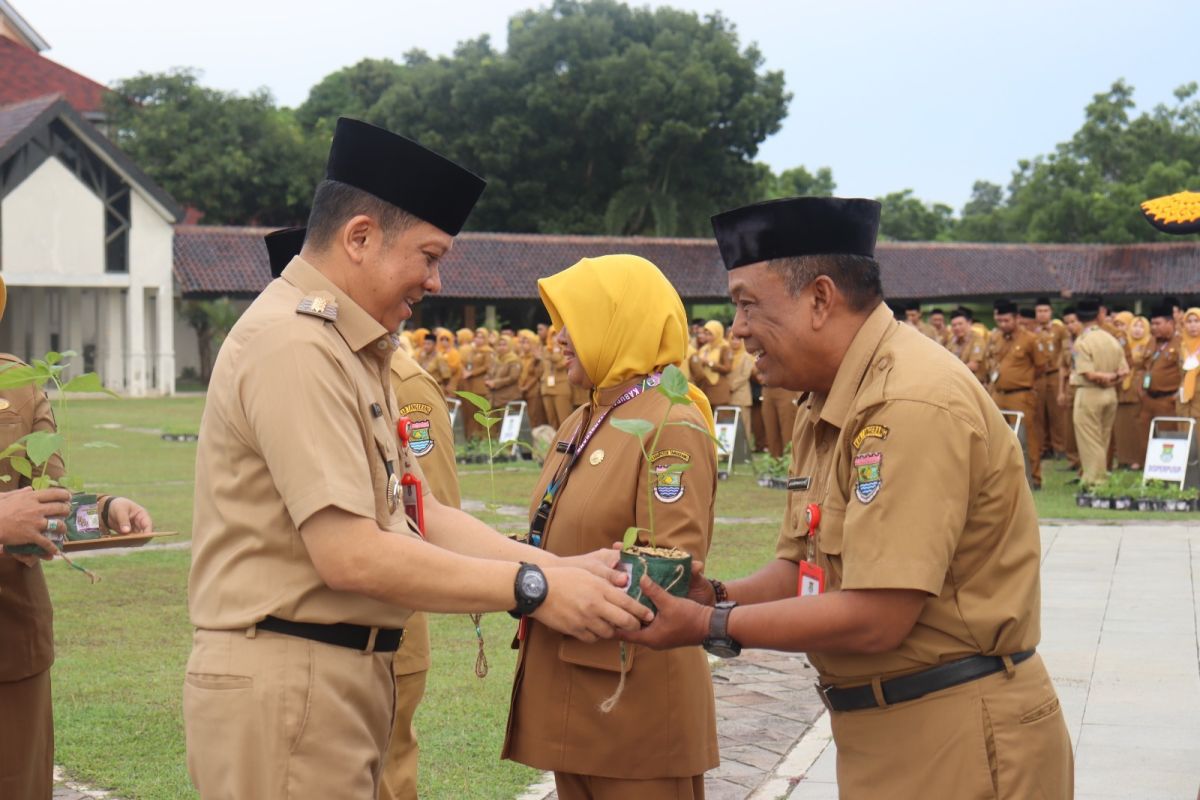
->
[296, 293, 338, 322]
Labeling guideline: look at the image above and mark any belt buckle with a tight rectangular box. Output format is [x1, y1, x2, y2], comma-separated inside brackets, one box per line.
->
[814, 682, 834, 712]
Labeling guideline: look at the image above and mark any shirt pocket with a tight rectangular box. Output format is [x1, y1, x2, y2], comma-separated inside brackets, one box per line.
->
[815, 503, 846, 587]
[558, 637, 637, 674]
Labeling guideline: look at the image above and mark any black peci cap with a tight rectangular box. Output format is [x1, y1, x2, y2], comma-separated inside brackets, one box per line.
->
[1149, 302, 1175, 320]
[994, 301, 1017, 315]
[325, 118, 486, 236]
[1019, 307, 1036, 319]
[710, 196, 881, 270]
[1035, 296, 1052, 307]
[1077, 298, 1101, 315]
[265, 227, 306, 278]
[904, 299, 922, 312]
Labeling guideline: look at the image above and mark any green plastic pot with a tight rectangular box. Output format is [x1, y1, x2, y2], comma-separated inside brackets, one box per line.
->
[619, 549, 691, 613]
[7, 492, 102, 556]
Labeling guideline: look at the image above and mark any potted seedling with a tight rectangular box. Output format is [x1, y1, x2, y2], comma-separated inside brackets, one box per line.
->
[754, 445, 791, 490]
[0, 352, 121, 578]
[610, 365, 721, 612]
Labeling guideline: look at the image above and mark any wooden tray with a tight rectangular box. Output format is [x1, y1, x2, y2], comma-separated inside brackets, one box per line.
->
[62, 532, 178, 552]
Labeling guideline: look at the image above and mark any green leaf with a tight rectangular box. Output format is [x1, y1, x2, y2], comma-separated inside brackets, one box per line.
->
[0, 364, 47, 391]
[60, 372, 119, 397]
[622, 526, 642, 551]
[498, 440, 532, 451]
[9, 455, 32, 479]
[659, 364, 690, 403]
[31, 475, 52, 490]
[24, 431, 64, 466]
[456, 390, 492, 413]
[667, 420, 725, 449]
[61, 474, 84, 492]
[610, 418, 655, 438]
[474, 412, 500, 429]
[45, 351, 62, 366]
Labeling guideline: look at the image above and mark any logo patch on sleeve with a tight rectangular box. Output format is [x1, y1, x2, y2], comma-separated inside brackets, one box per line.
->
[851, 425, 889, 450]
[653, 463, 685, 503]
[408, 419, 434, 456]
[853, 452, 883, 504]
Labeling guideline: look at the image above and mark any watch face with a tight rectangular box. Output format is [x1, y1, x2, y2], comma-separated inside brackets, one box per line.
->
[703, 641, 740, 659]
[520, 570, 547, 599]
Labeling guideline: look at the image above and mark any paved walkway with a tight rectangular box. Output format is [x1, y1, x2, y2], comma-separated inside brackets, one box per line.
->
[789, 522, 1200, 799]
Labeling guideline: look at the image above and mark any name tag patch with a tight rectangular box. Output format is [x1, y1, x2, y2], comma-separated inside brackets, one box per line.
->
[852, 424, 889, 450]
[787, 476, 811, 491]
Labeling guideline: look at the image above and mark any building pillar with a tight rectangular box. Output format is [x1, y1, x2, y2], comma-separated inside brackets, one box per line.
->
[5, 286, 28, 360]
[125, 285, 146, 397]
[98, 290, 125, 391]
[154, 285, 175, 395]
[30, 287, 49, 359]
[63, 288, 83, 381]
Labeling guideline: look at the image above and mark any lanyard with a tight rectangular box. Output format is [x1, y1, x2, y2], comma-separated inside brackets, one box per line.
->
[527, 373, 660, 547]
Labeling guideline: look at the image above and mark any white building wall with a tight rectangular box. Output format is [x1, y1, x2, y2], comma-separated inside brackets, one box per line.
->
[129, 185, 176, 394]
[1, 157, 105, 276]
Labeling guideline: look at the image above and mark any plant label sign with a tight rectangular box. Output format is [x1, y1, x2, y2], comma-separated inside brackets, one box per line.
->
[1143, 437, 1188, 485]
[499, 401, 527, 455]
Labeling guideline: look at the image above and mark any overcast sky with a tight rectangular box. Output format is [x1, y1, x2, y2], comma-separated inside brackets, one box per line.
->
[29, 0, 1200, 211]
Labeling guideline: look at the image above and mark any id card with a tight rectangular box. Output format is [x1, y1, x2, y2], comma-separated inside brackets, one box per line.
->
[798, 560, 825, 596]
[547, 374, 555, 387]
[1143, 374, 1151, 390]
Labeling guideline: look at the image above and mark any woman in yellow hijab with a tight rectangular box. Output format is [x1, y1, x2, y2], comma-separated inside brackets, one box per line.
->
[503, 255, 718, 799]
[484, 334, 522, 409]
[1112, 312, 1147, 467]
[1177, 308, 1200, 421]
[515, 329, 548, 428]
[689, 320, 733, 407]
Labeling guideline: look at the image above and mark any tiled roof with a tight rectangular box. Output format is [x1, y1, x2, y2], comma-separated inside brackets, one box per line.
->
[0, 91, 55, 150]
[172, 226, 1200, 302]
[0, 36, 108, 113]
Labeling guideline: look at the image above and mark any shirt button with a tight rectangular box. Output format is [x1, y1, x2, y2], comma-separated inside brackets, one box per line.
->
[377, 340, 389, 350]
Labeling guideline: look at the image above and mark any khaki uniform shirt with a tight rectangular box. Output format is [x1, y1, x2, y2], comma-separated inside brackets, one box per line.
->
[540, 344, 570, 397]
[1034, 323, 1068, 375]
[503, 381, 719, 777]
[487, 355, 523, 407]
[189, 257, 428, 631]
[0, 360, 63, 682]
[416, 349, 454, 395]
[777, 304, 1042, 686]
[389, 350, 462, 676]
[1143, 336, 1182, 394]
[1069, 326, 1127, 387]
[946, 331, 987, 383]
[463, 347, 493, 397]
[986, 327, 1046, 391]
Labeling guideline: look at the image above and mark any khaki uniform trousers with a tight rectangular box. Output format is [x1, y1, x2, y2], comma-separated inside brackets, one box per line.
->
[542, 393, 574, 431]
[554, 771, 705, 800]
[524, 387, 548, 429]
[1074, 386, 1117, 486]
[380, 613, 431, 800]
[184, 628, 395, 800]
[761, 391, 798, 459]
[0, 669, 52, 799]
[830, 654, 1072, 800]
[1036, 372, 1067, 454]
[992, 388, 1041, 485]
[1114, 400, 1142, 466]
[1140, 393, 1177, 457]
[1063, 386, 1079, 468]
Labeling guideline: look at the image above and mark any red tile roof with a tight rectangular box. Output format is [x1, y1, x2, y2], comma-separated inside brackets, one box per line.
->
[173, 226, 1200, 302]
[0, 36, 108, 114]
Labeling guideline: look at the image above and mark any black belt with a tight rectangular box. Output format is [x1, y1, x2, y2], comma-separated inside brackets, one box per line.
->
[256, 616, 405, 653]
[1147, 389, 1176, 399]
[997, 387, 1033, 394]
[817, 649, 1036, 712]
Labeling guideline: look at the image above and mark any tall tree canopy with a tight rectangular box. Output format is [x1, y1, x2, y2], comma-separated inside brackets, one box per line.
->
[105, 69, 323, 225]
[297, 0, 790, 235]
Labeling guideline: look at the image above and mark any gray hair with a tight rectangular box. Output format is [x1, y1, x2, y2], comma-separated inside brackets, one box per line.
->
[766, 254, 883, 312]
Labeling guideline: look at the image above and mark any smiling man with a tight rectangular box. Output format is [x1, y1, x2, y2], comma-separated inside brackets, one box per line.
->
[622, 197, 1072, 799]
[184, 119, 652, 800]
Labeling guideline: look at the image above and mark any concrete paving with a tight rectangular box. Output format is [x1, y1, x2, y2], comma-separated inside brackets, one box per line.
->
[789, 522, 1200, 799]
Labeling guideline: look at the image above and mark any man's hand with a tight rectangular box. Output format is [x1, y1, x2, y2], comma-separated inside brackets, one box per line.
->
[1057, 391, 1070, 408]
[559, 547, 628, 586]
[532, 566, 654, 643]
[0, 487, 69, 564]
[105, 497, 154, 534]
[617, 577, 711, 651]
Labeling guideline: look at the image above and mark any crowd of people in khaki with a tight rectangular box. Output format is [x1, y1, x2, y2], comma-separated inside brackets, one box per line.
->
[906, 295, 1200, 489]
[397, 316, 805, 459]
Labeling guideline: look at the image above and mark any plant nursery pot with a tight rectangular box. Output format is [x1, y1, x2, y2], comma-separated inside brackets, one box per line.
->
[1090, 497, 1111, 510]
[1113, 496, 1133, 511]
[1135, 499, 1155, 512]
[1076, 493, 1094, 508]
[619, 547, 691, 613]
[7, 492, 102, 556]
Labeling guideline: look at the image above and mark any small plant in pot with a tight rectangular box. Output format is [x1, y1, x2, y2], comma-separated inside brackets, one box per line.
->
[610, 364, 720, 613]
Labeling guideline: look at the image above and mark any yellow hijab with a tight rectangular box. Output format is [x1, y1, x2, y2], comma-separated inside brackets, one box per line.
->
[435, 327, 462, 370]
[1117, 313, 1151, 391]
[699, 320, 729, 385]
[456, 328, 474, 346]
[1182, 309, 1200, 402]
[537, 254, 714, 433]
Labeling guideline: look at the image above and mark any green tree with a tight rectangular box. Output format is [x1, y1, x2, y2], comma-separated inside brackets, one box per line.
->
[876, 189, 955, 241]
[758, 165, 836, 199]
[297, 0, 790, 236]
[952, 80, 1200, 243]
[105, 69, 324, 225]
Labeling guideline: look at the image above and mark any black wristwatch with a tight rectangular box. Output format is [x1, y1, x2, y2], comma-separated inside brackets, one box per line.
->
[702, 601, 742, 658]
[510, 562, 548, 618]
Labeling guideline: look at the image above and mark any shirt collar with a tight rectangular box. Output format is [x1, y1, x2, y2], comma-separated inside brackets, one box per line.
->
[819, 302, 896, 429]
[281, 256, 393, 355]
[594, 374, 651, 407]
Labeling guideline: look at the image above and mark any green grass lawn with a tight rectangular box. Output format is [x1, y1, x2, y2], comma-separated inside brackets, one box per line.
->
[42, 397, 1195, 798]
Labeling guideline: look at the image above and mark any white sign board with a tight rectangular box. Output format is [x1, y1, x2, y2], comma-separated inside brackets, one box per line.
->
[1000, 410, 1023, 434]
[446, 398, 461, 427]
[499, 401, 527, 456]
[712, 405, 747, 477]
[1143, 417, 1196, 487]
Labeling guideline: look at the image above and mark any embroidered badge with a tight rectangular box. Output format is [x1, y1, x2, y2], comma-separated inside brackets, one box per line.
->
[408, 419, 434, 457]
[653, 463, 685, 503]
[589, 449, 605, 466]
[851, 425, 889, 450]
[650, 449, 691, 463]
[853, 452, 883, 504]
[787, 476, 811, 491]
[397, 402, 434, 417]
[296, 294, 338, 321]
